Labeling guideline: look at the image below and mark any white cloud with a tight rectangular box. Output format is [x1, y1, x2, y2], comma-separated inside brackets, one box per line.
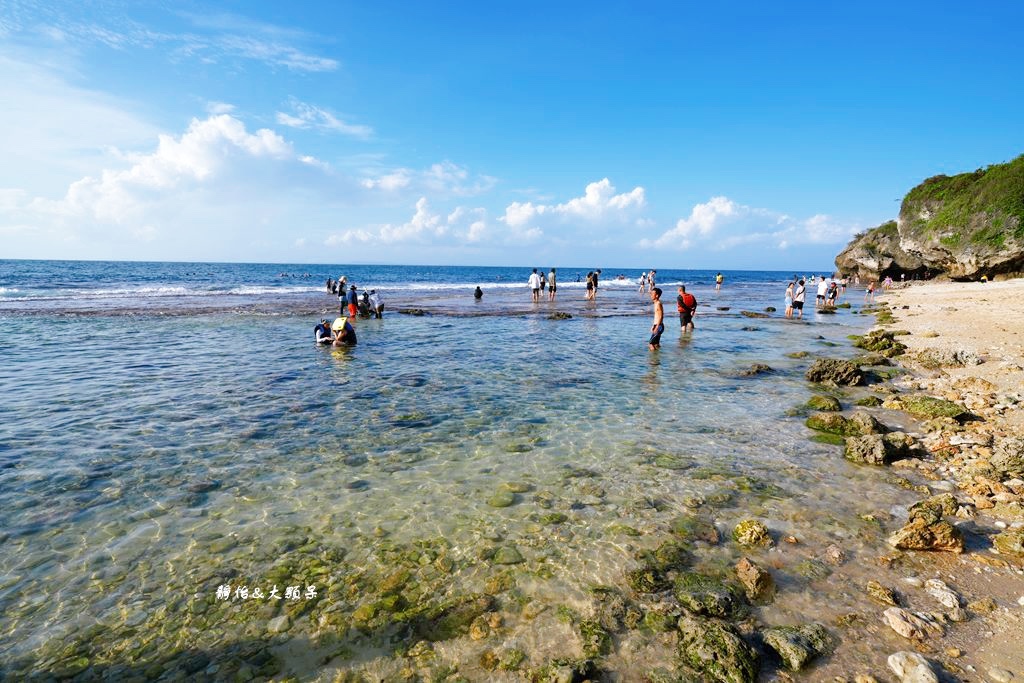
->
[361, 161, 496, 197]
[501, 178, 646, 232]
[275, 99, 372, 138]
[325, 199, 512, 248]
[641, 196, 860, 252]
[206, 101, 236, 115]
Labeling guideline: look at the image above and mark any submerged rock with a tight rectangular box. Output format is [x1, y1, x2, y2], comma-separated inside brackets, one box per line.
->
[740, 310, 769, 318]
[805, 359, 863, 386]
[761, 623, 835, 671]
[492, 546, 524, 565]
[674, 572, 742, 617]
[487, 490, 517, 508]
[548, 311, 573, 320]
[888, 651, 939, 683]
[732, 520, 772, 548]
[738, 363, 773, 377]
[670, 514, 720, 544]
[676, 615, 758, 683]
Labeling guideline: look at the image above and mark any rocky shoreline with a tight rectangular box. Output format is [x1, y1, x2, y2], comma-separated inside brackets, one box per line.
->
[798, 280, 1024, 682]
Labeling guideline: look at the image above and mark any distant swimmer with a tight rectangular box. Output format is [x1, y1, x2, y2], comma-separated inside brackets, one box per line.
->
[331, 317, 357, 346]
[474, 286, 483, 300]
[314, 318, 333, 344]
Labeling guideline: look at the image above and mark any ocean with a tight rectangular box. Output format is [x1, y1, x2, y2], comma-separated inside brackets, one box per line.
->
[0, 260, 916, 680]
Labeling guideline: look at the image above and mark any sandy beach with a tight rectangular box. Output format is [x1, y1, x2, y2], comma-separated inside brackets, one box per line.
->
[866, 279, 1024, 681]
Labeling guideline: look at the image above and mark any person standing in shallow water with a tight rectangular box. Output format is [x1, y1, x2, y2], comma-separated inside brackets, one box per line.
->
[648, 287, 664, 350]
[528, 268, 541, 303]
[548, 268, 557, 301]
[676, 285, 696, 333]
[784, 281, 795, 319]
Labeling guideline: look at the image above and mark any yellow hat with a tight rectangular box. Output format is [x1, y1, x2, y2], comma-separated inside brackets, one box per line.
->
[331, 317, 347, 332]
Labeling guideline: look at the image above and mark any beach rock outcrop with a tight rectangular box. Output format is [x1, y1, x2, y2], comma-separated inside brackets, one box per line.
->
[834, 154, 1024, 280]
[844, 431, 918, 465]
[887, 501, 964, 554]
[852, 330, 907, 357]
[761, 623, 835, 671]
[992, 436, 1024, 478]
[807, 410, 887, 438]
[805, 359, 863, 386]
[676, 616, 758, 683]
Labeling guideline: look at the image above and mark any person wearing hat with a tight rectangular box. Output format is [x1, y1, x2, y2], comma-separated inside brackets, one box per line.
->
[345, 284, 359, 318]
[314, 318, 333, 344]
[331, 317, 357, 346]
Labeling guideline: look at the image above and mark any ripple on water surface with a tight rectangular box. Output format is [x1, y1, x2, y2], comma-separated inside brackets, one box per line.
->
[0, 304, 919, 678]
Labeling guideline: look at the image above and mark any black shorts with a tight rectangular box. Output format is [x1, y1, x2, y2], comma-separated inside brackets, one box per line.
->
[679, 312, 693, 326]
[648, 323, 665, 345]
[794, 301, 804, 310]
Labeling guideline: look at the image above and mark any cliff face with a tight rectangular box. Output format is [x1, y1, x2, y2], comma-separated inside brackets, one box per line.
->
[836, 155, 1024, 281]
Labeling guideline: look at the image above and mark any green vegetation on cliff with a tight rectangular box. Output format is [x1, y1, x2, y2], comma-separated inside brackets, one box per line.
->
[903, 154, 1024, 248]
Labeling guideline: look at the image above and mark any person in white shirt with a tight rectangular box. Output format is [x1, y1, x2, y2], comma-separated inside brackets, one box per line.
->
[794, 279, 807, 319]
[816, 276, 828, 308]
[528, 269, 542, 302]
[368, 290, 384, 318]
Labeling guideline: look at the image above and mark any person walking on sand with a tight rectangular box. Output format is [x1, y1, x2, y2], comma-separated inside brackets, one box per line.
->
[793, 279, 806, 319]
[648, 287, 665, 350]
[548, 268, 557, 300]
[676, 285, 697, 333]
[784, 281, 795, 319]
[528, 268, 542, 303]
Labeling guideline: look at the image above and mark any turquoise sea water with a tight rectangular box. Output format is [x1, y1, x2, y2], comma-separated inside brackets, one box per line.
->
[0, 261, 921, 680]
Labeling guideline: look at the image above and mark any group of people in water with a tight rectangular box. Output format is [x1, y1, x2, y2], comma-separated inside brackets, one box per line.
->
[326, 276, 384, 319]
[314, 317, 357, 347]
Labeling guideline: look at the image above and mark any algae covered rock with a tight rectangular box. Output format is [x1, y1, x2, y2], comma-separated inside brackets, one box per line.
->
[805, 359, 863, 386]
[492, 546, 525, 565]
[806, 412, 855, 436]
[761, 623, 835, 671]
[732, 520, 772, 548]
[676, 615, 758, 683]
[670, 514, 720, 544]
[992, 527, 1024, 557]
[738, 363, 774, 377]
[865, 580, 899, 606]
[899, 395, 971, 420]
[674, 572, 742, 617]
[908, 493, 959, 524]
[853, 330, 907, 357]
[487, 489, 517, 508]
[806, 395, 841, 412]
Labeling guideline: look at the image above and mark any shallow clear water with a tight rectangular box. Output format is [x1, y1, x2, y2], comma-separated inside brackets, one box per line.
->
[0, 262, 922, 680]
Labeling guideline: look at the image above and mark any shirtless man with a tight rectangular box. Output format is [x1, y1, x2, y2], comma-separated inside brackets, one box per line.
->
[648, 287, 664, 350]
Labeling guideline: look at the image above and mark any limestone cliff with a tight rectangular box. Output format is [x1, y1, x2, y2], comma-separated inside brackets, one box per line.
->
[836, 155, 1024, 280]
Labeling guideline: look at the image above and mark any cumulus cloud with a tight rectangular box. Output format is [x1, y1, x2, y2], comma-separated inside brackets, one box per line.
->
[501, 178, 646, 233]
[275, 99, 372, 138]
[641, 196, 859, 252]
[361, 161, 497, 198]
[325, 198, 502, 247]
[29, 115, 296, 224]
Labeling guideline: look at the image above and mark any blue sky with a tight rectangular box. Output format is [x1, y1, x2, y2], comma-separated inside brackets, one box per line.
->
[1, 1, 1021, 269]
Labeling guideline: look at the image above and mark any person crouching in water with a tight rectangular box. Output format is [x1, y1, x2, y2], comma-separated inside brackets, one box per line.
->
[331, 317, 357, 346]
[314, 318, 333, 344]
[368, 290, 384, 318]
